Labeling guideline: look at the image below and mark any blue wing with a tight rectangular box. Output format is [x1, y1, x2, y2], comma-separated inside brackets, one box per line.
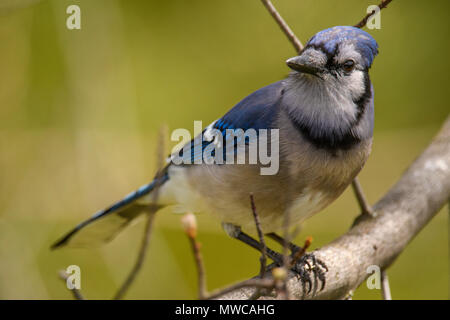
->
[173, 80, 285, 164]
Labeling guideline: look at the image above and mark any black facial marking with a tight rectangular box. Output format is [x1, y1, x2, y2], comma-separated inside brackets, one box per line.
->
[353, 72, 372, 124]
[304, 43, 335, 64]
[304, 43, 340, 77]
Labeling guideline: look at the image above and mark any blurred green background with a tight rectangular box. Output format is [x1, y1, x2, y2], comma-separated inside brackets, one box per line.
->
[0, 0, 448, 300]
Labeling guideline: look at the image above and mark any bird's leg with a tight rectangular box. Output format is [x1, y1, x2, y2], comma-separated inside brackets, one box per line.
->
[222, 223, 284, 265]
[266, 232, 301, 254]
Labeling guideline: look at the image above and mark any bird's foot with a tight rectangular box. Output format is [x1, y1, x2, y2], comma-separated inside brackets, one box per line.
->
[266, 233, 328, 296]
[291, 252, 328, 296]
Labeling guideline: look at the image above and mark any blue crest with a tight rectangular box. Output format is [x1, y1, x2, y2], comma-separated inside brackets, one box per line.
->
[306, 26, 378, 68]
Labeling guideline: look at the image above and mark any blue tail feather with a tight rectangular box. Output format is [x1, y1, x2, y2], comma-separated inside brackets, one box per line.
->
[51, 172, 169, 249]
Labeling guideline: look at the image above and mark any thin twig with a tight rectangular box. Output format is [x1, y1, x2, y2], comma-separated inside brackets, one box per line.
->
[182, 212, 208, 299]
[113, 126, 167, 300]
[279, 204, 292, 299]
[260, 0, 303, 53]
[246, 194, 271, 300]
[250, 194, 268, 279]
[58, 270, 85, 300]
[354, 0, 393, 28]
[381, 270, 392, 300]
[351, 177, 375, 217]
[189, 231, 208, 299]
[113, 211, 156, 300]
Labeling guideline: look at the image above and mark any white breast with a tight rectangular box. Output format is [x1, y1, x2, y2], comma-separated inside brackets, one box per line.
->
[286, 188, 328, 225]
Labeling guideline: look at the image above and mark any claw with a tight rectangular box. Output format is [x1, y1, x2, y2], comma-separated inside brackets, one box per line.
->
[290, 253, 328, 297]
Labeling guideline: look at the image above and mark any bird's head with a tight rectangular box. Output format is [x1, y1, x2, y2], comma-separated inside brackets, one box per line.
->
[286, 26, 378, 99]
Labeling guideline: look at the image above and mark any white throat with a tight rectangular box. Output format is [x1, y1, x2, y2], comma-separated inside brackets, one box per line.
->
[282, 71, 366, 136]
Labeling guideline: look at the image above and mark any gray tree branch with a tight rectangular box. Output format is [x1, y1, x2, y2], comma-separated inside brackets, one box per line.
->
[217, 117, 450, 300]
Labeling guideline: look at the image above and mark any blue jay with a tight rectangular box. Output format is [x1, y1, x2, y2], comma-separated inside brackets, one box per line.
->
[52, 26, 378, 267]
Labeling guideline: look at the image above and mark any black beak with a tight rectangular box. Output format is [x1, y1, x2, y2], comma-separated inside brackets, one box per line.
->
[286, 56, 323, 76]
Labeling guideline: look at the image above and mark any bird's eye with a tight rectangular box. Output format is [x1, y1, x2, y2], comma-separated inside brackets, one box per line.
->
[342, 60, 355, 73]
